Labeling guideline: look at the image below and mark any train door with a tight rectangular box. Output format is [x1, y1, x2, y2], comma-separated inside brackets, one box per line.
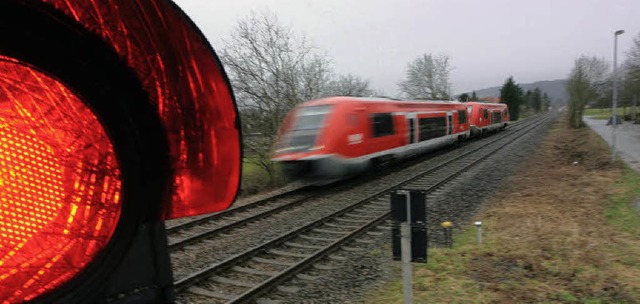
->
[406, 112, 416, 144]
[447, 112, 453, 135]
[485, 108, 490, 125]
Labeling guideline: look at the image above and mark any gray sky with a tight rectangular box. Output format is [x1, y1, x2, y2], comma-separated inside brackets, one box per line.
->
[174, 0, 640, 95]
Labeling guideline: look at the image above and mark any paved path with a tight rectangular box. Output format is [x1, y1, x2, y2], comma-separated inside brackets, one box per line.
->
[583, 116, 640, 172]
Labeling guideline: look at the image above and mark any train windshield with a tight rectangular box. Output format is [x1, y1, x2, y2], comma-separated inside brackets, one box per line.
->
[276, 105, 332, 153]
[293, 105, 332, 130]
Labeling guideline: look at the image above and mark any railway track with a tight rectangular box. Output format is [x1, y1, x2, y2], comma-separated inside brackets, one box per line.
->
[166, 123, 519, 251]
[166, 118, 529, 250]
[166, 189, 311, 251]
[172, 114, 551, 303]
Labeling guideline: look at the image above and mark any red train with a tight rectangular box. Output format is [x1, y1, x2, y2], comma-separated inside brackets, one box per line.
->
[272, 97, 508, 182]
[466, 101, 510, 136]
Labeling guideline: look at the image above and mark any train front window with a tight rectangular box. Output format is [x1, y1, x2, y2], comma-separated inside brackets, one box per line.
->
[294, 105, 332, 130]
[278, 105, 332, 152]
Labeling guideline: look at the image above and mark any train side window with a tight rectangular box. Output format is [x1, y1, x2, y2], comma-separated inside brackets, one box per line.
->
[457, 110, 466, 123]
[483, 109, 489, 119]
[418, 117, 446, 141]
[371, 113, 395, 137]
[492, 111, 502, 123]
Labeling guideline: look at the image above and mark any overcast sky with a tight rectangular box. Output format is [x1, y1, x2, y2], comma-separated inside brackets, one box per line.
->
[174, 0, 640, 95]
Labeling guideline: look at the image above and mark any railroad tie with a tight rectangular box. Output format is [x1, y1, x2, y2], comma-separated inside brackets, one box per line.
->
[342, 213, 373, 219]
[269, 249, 312, 258]
[313, 263, 338, 270]
[232, 266, 279, 277]
[298, 234, 337, 242]
[296, 274, 321, 281]
[312, 228, 347, 235]
[342, 246, 365, 252]
[335, 217, 369, 223]
[187, 286, 235, 300]
[277, 285, 301, 294]
[284, 241, 325, 250]
[211, 276, 256, 288]
[328, 254, 347, 261]
[365, 206, 389, 212]
[324, 222, 361, 229]
[251, 257, 296, 266]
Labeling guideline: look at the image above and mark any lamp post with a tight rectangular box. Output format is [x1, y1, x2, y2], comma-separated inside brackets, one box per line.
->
[611, 29, 624, 161]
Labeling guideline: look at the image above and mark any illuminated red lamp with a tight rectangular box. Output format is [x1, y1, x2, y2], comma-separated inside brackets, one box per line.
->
[0, 58, 122, 303]
[0, 0, 241, 303]
[39, 0, 242, 218]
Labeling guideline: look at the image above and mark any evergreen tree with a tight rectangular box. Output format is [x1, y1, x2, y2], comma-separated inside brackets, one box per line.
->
[500, 76, 523, 120]
[471, 91, 478, 101]
[542, 92, 551, 110]
[458, 93, 470, 101]
[532, 87, 542, 112]
[523, 90, 532, 111]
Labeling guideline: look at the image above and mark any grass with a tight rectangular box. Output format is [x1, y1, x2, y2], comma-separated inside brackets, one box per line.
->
[240, 157, 286, 196]
[605, 167, 640, 234]
[584, 107, 634, 120]
[367, 118, 640, 303]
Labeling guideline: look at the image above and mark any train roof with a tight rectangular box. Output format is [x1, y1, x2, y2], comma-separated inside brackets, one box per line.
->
[301, 96, 465, 107]
[465, 101, 507, 108]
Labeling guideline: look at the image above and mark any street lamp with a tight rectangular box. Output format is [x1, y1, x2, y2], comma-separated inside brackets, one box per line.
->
[611, 29, 624, 161]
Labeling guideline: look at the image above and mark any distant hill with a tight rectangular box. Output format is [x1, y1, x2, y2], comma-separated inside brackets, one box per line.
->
[468, 79, 567, 105]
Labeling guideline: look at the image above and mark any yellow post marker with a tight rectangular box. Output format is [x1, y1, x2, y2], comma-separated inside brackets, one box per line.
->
[441, 221, 453, 248]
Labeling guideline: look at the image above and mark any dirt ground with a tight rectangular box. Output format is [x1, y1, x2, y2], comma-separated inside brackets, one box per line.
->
[468, 119, 640, 303]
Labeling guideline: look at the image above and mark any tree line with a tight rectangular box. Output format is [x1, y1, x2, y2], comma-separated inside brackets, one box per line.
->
[566, 32, 640, 128]
[496, 77, 551, 121]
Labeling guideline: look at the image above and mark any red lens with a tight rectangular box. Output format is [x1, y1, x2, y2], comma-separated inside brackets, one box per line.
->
[43, 0, 242, 218]
[0, 57, 122, 302]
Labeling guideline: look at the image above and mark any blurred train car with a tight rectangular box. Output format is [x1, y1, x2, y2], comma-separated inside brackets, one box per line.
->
[271, 97, 471, 182]
[466, 101, 509, 137]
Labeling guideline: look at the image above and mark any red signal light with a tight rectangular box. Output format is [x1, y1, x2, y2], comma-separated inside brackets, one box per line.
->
[41, 0, 242, 219]
[1, 0, 241, 302]
[0, 58, 122, 302]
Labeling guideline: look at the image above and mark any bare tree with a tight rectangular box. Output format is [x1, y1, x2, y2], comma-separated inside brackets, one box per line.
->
[220, 11, 332, 183]
[623, 33, 640, 91]
[622, 32, 640, 118]
[398, 53, 453, 100]
[324, 74, 374, 97]
[566, 56, 609, 128]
